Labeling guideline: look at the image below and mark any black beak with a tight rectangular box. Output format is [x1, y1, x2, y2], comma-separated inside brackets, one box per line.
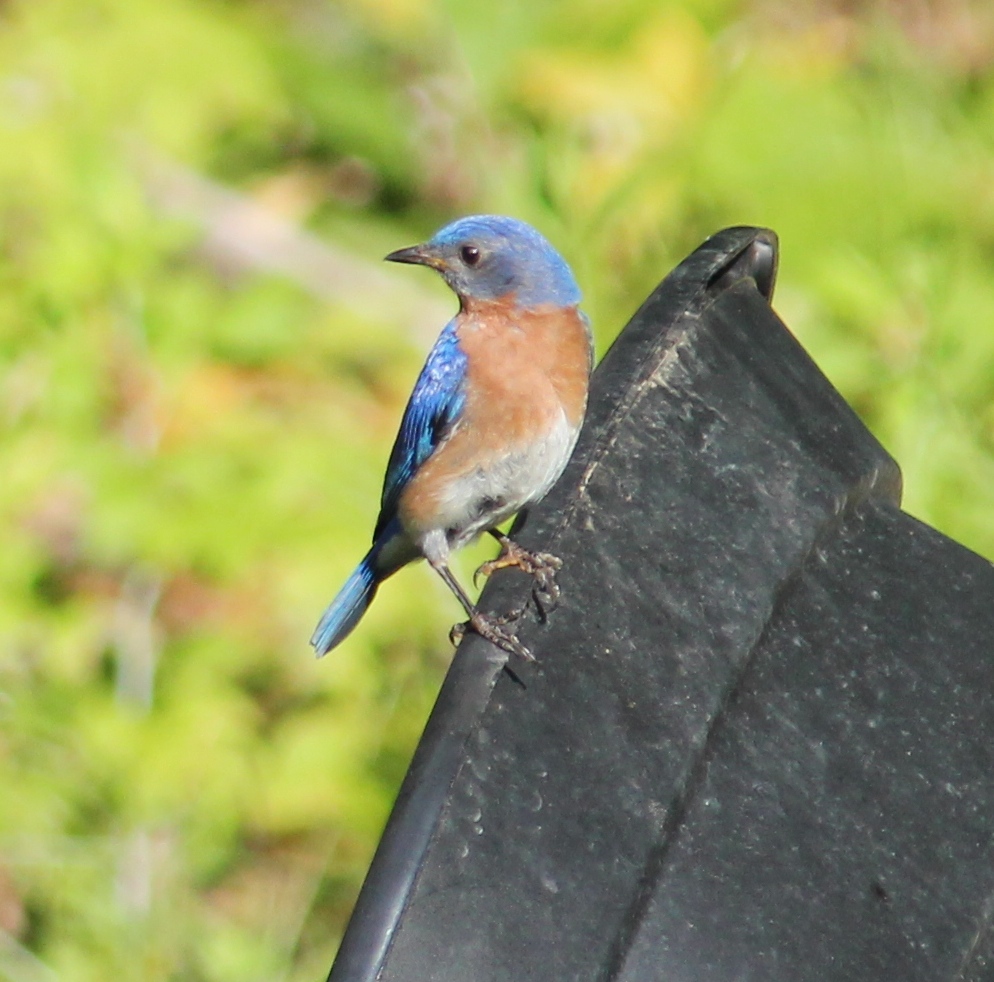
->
[384, 244, 433, 266]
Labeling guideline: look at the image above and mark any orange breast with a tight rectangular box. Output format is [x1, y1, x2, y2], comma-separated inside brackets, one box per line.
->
[458, 298, 591, 430]
[397, 299, 592, 536]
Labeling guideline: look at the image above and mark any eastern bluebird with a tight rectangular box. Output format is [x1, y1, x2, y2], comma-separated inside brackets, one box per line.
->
[310, 215, 592, 660]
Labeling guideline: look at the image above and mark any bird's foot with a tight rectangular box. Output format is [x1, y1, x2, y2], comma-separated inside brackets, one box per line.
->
[449, 608, 533, 661]
[474, 539, 563, 614]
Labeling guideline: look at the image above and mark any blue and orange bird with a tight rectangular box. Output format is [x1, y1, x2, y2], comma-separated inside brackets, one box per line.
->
[310, 215, 592, 660]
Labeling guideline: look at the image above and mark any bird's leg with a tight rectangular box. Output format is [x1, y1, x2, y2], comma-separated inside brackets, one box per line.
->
[431, 561, 533, 661]
[475, 530, 563, 614]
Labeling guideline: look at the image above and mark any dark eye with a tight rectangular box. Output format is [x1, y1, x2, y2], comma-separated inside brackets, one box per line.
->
[460, 244, 480, 267]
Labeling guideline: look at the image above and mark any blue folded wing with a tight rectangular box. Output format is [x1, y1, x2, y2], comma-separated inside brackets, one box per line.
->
[311, 322, 467, 657]
[374, 319, 468, 539]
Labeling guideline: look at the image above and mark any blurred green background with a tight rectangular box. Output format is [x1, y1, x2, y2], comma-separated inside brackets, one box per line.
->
[1, 0, 993, 978]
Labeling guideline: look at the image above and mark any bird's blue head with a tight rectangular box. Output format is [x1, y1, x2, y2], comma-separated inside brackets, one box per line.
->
[385, 215, 581, 309]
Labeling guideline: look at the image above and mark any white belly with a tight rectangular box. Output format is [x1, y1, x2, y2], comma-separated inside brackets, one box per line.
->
[417, 407, 578, 565]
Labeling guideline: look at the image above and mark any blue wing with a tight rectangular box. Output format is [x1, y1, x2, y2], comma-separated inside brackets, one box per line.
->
[312, 321, 466, 656]
[374, 319, 468, 539]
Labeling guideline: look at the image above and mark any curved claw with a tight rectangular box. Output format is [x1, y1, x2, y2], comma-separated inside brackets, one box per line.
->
[530, 563, 562, 616]
[449, 608, 532, 661]
[474, 539, 564, 610]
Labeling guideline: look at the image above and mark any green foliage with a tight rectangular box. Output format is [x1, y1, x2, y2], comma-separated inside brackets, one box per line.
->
[0, 0, 992, 977]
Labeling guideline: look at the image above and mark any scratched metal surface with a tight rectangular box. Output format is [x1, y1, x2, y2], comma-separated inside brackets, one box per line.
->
[328, 227, 994, 982]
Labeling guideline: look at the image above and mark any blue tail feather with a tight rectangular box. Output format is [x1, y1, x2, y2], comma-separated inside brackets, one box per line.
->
[310, 555, 378, 657]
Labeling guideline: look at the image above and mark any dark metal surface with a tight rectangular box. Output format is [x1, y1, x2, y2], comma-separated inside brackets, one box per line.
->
[327, 227, 994, 982]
